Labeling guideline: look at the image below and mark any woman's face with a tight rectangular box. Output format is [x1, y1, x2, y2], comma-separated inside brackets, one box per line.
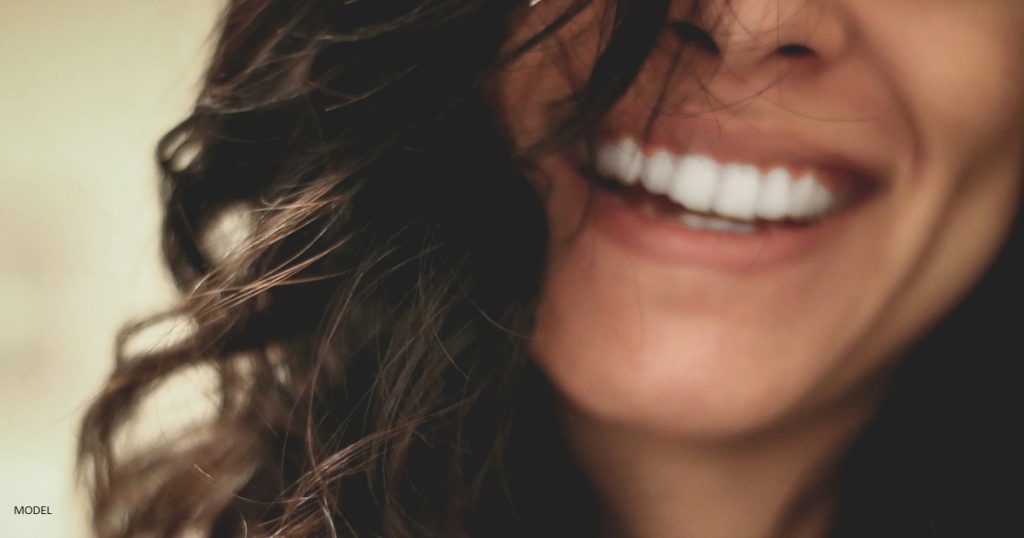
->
[494, 0, 1024, 438]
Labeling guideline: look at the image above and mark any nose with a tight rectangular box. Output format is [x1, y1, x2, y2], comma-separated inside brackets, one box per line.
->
[680, 0, 850, 87]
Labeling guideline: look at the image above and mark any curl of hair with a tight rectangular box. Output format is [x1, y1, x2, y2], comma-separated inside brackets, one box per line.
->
[77, 0, 675, 536]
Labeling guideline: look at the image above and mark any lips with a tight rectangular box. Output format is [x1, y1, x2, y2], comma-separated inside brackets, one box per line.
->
[597, 137, 845, 223]
[554, 128, 888, 269]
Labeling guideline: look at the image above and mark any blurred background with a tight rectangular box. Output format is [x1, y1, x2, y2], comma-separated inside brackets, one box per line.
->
[1, 1, 221, 536]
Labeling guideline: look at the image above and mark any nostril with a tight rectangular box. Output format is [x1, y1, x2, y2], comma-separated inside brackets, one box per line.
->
[776, 43, 815, 58]
[669, 21, 720, 55]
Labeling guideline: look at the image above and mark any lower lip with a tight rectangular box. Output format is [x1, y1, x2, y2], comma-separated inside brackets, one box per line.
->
[583, 173, 867, 272]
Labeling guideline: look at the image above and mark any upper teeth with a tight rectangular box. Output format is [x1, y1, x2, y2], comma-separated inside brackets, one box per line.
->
[595, 138, 839, 222]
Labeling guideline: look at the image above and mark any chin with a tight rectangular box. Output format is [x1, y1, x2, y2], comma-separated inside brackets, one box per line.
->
[531, 291, 853, 440]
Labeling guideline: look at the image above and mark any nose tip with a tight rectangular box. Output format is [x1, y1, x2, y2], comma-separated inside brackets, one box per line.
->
[691, 0, 846, 77]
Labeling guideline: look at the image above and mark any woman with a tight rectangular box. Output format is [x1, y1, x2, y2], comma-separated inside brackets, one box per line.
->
[79, 0, 1024, 536]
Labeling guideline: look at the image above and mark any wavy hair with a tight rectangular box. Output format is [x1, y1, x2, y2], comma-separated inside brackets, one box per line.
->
[78, 0, 1023, 536]
[78, 0, 671, 536]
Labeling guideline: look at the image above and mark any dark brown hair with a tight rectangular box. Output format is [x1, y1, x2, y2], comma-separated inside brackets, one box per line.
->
[77, 0, 670, 536]
[78, 1, 1023, 536]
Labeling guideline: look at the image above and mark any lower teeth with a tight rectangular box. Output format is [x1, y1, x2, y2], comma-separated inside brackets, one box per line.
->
[636, 199, 759, 234]
[680, 212, 757, 234]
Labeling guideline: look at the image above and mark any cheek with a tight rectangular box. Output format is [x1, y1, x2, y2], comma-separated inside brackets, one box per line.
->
[868, 7, 1024, 170]
[826, 7, 1024, 375]
[863, 11, 1024, 352]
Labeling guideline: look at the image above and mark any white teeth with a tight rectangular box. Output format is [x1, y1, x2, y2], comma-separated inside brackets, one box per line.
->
[787, 174, 834, 220]
[641, 151, 675, 194]
[597, 138, 643, 185]
[756, 168, 793, 220]
[806, 179, 835, 217]
[672, 155, 719, 212]
[595, 137, 842, 223]
[714, 165, 761, 220]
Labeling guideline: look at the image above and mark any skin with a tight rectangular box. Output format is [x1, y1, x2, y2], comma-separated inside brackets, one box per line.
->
[493, 1, 1024, 536]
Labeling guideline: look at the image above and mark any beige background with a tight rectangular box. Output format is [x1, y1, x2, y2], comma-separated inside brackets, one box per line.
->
[0, 1, 221, 536]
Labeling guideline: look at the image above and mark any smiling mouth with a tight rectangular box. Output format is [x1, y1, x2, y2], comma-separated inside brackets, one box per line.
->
[583, 136, 879, 234]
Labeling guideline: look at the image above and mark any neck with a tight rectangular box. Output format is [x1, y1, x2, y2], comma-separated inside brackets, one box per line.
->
[560, 397, 877, 538]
